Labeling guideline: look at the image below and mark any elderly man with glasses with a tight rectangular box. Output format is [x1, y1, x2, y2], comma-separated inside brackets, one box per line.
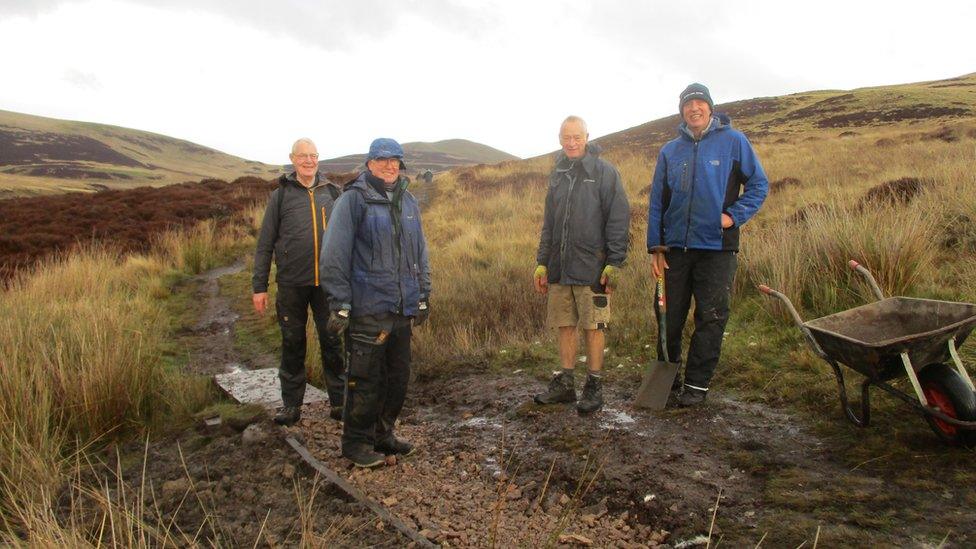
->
[320, 138, 431, 468]
[253, 138, 346, 426]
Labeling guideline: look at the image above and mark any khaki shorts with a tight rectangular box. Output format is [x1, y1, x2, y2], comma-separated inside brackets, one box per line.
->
[546, 284, 611, 330]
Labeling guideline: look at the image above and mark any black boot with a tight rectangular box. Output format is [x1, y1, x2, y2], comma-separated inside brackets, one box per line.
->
[678, 385, 707, 407]
[534, 370, 576, 404]
[273, 406, 301, 426]
[375, 436, 415, 457]
[342, 444, 386, 468]
[576, 374, 603, 414]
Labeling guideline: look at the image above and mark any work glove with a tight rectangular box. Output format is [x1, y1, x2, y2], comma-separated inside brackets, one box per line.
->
[533, 265, 549, 294]
[600, 265, 619, 293]
[414, 300, 430, 327]
[327, 309, 350, 334]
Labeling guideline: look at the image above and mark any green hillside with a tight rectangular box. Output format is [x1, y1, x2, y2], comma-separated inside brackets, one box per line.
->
[0, 109, 280, 198]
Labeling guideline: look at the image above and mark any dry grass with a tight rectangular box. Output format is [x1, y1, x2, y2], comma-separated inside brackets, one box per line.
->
[0, 222, 235, 541]
[412, 118, 976, 371]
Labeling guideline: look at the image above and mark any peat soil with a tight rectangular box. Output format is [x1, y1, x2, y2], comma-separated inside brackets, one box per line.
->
[99, 263, 975, 547]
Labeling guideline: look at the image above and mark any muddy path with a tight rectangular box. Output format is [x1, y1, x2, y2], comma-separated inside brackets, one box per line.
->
[178, 259, 275, 376]
[293, 372, 976, 547]
[126, 261, 975, 547]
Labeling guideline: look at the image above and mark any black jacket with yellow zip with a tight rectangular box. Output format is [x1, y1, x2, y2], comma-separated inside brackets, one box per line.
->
[252, 172, 342, 293]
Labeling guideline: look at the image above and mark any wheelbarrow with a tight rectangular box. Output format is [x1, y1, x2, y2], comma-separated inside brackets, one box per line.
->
[759, 260, 976, 446]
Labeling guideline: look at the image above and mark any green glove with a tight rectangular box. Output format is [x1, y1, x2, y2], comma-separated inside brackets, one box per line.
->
[534, 265, 547, 280]
[600, 265, 619, 291]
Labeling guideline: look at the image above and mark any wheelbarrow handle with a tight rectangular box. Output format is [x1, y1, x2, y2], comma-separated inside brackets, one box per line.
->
[848, 259, 885, 301]
[757, 284, 829, 360]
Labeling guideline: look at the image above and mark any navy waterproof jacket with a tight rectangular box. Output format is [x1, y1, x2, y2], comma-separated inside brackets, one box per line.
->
[319, 171, 431, 318]
[646, 114, 768, 252]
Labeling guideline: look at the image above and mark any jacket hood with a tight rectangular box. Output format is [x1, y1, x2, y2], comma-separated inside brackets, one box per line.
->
[554, 143, 604, 178]
[678, 113, 732, 141]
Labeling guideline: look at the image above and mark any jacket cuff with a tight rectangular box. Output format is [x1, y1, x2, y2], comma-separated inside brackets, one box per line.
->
[648, 246, 668, 254]
[253, 284, 268, 293]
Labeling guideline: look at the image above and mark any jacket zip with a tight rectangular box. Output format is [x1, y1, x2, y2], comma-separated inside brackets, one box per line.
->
[683, 139, 700, 251]
[308, 189, 319, 286]
[559, 167, 576, 261]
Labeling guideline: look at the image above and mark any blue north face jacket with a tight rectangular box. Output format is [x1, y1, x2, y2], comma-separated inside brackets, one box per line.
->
[646, 114, 768, 252]
[319, 172, 431, 318]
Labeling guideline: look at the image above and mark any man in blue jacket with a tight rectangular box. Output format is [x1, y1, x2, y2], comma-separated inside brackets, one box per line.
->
[647, 83, 768, 407]
[320, 138, 431, 468]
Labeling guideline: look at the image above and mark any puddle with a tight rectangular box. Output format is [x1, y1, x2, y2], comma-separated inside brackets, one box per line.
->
[599, 408, 636, 430]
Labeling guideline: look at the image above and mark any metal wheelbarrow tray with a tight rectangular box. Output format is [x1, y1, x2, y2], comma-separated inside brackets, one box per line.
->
[760, 260, 976, 446]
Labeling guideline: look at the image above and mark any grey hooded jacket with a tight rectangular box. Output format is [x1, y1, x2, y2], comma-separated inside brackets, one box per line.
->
[536, 144, 630, 289]
[252, 172, 342, 292]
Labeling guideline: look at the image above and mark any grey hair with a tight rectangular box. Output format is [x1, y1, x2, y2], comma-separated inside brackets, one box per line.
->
[291, 137, 317, 154]
[560, 116, 588, 135]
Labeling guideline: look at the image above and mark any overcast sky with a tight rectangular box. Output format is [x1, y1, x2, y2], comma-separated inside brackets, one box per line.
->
[1, 0, 974, 164]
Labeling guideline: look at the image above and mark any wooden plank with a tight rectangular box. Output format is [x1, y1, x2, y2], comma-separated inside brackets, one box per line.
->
[284, 436, 436, 548]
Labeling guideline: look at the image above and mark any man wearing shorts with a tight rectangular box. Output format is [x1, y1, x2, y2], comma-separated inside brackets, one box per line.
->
[533, 116, 630, 414]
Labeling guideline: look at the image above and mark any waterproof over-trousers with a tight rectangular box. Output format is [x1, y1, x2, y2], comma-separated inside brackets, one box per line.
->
[276, 285, 346, 408]
[654, 249, 737, 390]
[342, 314, 412, 452]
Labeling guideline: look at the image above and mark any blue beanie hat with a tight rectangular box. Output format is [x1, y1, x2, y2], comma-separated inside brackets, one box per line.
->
[679, 83, 714, 113]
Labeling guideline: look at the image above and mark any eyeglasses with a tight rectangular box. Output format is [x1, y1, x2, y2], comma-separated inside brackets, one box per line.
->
[559, 134, 585, 143]
[292, 153, 319, 160]
[371, 158, 401, 167]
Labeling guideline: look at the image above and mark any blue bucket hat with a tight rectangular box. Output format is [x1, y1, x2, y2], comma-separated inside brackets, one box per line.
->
[366, 137, 406, 169]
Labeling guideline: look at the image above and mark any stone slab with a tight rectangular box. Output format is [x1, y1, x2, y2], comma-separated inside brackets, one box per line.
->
[214, 368, 328, 409]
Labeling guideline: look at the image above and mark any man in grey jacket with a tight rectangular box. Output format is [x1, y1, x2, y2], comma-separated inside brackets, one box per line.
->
[533, 116, 630, 414]
[253, 138, 346, 426]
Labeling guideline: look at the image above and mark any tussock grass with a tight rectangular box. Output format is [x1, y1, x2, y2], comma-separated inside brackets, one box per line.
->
[415, 118, 976, 388]
[0, 222, 238, 541]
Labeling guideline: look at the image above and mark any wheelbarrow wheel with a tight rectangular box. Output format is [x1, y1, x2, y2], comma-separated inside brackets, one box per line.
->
[918, 363, 976, 447]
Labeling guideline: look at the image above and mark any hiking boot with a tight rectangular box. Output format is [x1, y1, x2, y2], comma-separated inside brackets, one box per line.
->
[534, 370, 576, 404]
[678, 386, 707, 407]
[329, 407, 344, 421]
[342, 444, 386, 468]
[576, 374, 604, 414]
[273, 406, 301, 426]
[375, 437, 415, 457]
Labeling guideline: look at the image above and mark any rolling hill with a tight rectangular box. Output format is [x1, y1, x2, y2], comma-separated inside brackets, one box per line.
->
[316, 138, 519, 174]
[0, 109, 281, 198]
[592, 72, 976, 156]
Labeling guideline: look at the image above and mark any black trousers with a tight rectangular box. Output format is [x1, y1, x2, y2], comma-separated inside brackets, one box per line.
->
[342, 314, 412, 451]
[654, 249, 737, 390]
[275, 285, 346, 408]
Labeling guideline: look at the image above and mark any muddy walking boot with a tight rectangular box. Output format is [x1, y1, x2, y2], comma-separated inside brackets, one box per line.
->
[678, 385, 707, 407]
[576, 373, 603, 414]
[534, 370, 576, 405]
[375, 436, 415, 457]
[342, 444, 386, 468]
[273, 406, 301, 426]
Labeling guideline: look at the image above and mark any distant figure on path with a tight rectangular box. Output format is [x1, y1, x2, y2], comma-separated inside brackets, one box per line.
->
[646, 83, 769, 407]
[252, 138, 346, 426]
[320, 138, 431, 468]
[533, 116, 631, 414]
[421, 169, 433, 184]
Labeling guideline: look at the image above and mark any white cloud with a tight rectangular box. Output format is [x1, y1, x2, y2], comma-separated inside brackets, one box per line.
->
[1, 0, 974, 164]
